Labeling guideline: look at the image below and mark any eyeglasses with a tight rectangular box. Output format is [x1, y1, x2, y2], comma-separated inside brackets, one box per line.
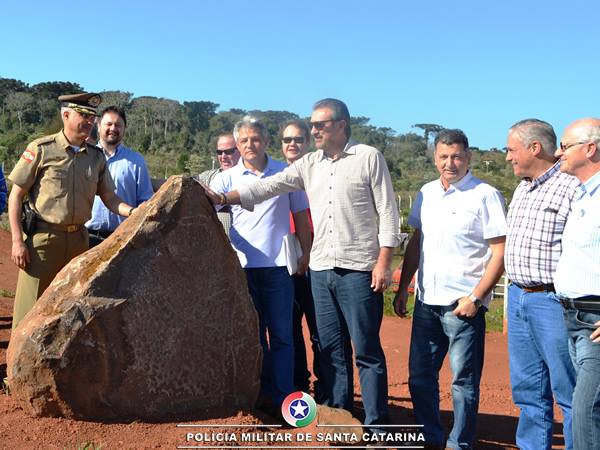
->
[310, 119, 337, 130]
[559, 141, 587, 151]
[216, 148, 237, 155]
[282, 136, 305, 144]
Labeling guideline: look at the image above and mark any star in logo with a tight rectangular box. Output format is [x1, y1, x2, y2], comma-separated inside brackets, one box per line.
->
[290, 399, 309, 419]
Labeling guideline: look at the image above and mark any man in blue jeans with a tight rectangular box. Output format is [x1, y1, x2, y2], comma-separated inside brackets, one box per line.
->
[394, 129, 506, 449]
[210, 116, 311, 414]
[554, 118, 600, 450]
[505, 119, 579, 449]
[205, 99, 399, 435]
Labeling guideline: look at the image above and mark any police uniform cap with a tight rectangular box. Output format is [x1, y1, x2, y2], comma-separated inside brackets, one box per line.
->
[58, 92, 102, 115]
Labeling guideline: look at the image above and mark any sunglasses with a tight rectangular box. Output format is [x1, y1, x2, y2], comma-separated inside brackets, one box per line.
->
[309, 119, 337, 130]
[216, 148, 237, 155]
[282, 136, 306, 144]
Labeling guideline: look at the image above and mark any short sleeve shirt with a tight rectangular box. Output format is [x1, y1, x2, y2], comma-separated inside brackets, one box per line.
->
[9, 131, 115, 225]
[211, 155, 309, 268]
[409, 172, 507, 306]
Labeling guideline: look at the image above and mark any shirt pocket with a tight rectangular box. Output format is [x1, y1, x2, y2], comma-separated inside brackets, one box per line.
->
[41, 166, 69, 193]
[447, 208, 479, 235]
[529, 199, 565, 246]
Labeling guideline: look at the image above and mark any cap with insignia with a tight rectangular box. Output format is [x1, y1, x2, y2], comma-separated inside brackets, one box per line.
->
[58, 92, 102, 115]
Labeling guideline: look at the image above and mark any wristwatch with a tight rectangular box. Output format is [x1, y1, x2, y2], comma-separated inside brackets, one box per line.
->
[468, 293, 483, 309]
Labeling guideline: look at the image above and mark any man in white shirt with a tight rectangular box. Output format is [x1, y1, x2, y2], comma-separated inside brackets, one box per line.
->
[394, 129, 506, 449]
[554, 118, 600, 450]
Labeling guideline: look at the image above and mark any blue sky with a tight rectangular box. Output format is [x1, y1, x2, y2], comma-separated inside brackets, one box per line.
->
[2, 0, 598, 149]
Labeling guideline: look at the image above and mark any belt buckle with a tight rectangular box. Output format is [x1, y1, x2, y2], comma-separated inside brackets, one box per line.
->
[66, 224, 78, 233]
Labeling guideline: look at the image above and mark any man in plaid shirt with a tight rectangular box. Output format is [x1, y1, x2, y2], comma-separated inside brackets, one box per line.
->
[505, 119, 580, 450]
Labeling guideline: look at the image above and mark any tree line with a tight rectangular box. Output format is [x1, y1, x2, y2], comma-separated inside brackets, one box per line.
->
[0, 77, 520, 213]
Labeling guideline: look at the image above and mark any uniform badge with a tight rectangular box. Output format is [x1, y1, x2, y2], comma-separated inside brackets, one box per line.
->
[21, 149, 36, 163]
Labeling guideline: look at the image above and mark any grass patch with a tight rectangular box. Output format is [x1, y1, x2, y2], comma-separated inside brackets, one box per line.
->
[0, 288, 15, 298]
[485, 298, 505, 332]
[0, 213, 8, 232]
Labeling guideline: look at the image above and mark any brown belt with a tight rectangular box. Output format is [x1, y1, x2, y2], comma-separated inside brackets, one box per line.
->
[513, 282, 555, 293]
[36, 221, 83, 233]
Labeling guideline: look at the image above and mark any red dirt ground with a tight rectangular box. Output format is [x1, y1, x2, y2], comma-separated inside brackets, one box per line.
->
[0, 230, 566, 449]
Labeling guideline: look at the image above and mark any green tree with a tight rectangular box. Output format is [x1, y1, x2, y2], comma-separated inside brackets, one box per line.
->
[99, 90, 133, 108]
[5, 92, 35, 130]
[30, 81, 83, 100]
[412, 123, 443, 148]
[184, 101, 218, 133]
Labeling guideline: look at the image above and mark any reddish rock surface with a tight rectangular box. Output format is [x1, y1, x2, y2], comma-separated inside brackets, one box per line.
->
[5, 176, 261, 420]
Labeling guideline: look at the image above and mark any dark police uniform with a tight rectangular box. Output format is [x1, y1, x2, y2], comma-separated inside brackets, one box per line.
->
[8, 93, 116, 329]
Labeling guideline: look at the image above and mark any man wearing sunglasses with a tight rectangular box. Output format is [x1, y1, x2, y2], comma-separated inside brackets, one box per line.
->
[504, 119, 579, 449]
[281, 120, 323, 402]
[197, 134, 240, 237]
[7, 93, 137, 330]
[204, 99, 399, 438]
[554, 118, 600, 450]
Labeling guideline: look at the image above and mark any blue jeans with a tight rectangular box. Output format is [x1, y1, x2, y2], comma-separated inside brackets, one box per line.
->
[310, 268, 389, 429]
[507, 284, 575, 450]
[563, 307, 600, 450]
[245, 267, 294, 407]
[408, 299, 485, 449]
[292, 272, 323, 400]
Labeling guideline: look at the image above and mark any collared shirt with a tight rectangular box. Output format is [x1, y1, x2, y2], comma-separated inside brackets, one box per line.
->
[410, 172, 507, 306]
[505, 162, 580, 286]
[85, 144, 154, 232]
[0, 168, 7, 212]
[238, 140, 400, 272]
[555, 170, 600, 298]
[211, 155, 309, 268]
[196, 168, 232, 237]
[9, 131, 115, 225]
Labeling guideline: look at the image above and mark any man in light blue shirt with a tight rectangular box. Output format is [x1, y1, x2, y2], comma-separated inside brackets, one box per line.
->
[86, 106, 153, 246]
[210, 116, 311, 415]
[554, 118, 600, 450]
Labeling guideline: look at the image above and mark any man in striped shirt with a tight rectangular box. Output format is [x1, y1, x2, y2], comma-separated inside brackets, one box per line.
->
[554, 118, 600, 450]
[505, 119, 579, 450]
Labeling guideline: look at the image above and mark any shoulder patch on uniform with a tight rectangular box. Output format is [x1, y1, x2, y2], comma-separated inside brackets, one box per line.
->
[20, 148, 37, 163]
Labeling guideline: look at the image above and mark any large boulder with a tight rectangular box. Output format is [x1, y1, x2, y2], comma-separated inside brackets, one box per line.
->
[7, 176, 261, 421]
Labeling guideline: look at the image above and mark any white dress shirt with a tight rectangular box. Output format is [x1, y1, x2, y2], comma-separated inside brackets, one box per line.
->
[555, 170, 600, 298]
[410, 172, 507, 307]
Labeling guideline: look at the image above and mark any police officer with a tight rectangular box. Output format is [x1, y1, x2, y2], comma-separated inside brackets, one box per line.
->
[8, 93, 137, 329]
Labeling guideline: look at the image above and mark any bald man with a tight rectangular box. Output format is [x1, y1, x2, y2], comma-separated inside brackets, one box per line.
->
[554, 118, 600, 450]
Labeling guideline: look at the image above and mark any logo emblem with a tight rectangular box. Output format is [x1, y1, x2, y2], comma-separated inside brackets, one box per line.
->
[281, 391, 316, 428]
[21, 149, 36, 163]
